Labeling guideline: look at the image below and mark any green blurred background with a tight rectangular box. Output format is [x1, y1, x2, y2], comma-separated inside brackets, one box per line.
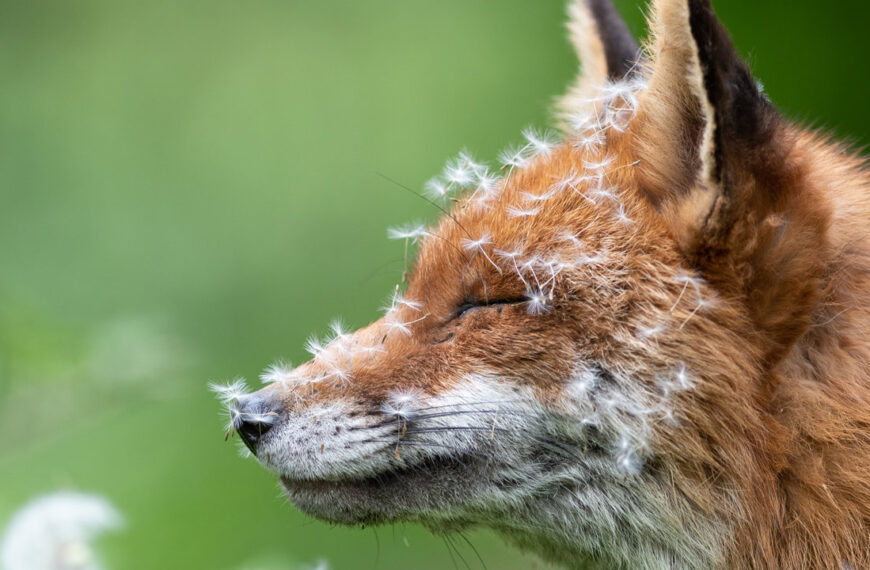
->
[1, 0, 867, 568]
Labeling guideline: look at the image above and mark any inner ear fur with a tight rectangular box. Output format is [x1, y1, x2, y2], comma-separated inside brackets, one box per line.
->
[632, 0, 830, 363]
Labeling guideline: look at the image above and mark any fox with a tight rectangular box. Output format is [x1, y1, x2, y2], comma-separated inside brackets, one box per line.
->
[213, 0, 870, 568]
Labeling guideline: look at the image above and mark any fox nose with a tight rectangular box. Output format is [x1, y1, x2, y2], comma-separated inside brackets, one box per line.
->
[231, 393, 281, 455]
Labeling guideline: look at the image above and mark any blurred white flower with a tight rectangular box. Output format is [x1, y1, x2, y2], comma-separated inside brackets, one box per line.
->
[0, 491, 123, 570]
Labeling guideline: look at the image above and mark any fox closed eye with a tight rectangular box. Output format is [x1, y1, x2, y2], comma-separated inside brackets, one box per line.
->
[455, 298, 528, 319]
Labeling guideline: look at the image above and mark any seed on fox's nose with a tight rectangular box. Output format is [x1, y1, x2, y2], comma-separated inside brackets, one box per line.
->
[231, 393, 281, 455]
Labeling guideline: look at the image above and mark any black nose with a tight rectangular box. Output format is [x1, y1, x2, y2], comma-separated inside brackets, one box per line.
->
[231, 393, 281, 455]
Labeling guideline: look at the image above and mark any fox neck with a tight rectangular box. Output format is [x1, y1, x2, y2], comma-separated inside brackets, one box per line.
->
[486, 479, 727, 570]
[748, 133, 870, 569]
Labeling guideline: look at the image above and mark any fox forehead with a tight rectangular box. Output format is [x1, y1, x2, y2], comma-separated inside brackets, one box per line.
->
[409, 84, 659, 316]
[261, 80, 740, 410]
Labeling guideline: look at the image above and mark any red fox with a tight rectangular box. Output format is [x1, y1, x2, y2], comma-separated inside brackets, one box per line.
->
[214, 0, 870, 568]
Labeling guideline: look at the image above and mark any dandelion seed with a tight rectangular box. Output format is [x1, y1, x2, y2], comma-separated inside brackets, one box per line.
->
[388, 223, 427, 280]
[387, 223, 427, 243]
[474, 170, 500, 193]
[522, 127, 559, 158]
[507, 205, 540, 218]
[383, 388, 423, 421]
[550, 170, 580, 194]
[674, 362, 692, 390]
[468, 169, 501, 206]
[614, 204, 635, 225]
[574, 131, 605, 150]
[615, 435, 644, 475]
[356, 344, 386, 356]
[587, 186, 617, 203]
[305, 335, 327, 358]
[495, 247, 529, 287]
[384, 311, 429, 336]
[598, 80, 642, 111]
[209, 378, 249, 405]
[525, 288, 549, 315]
[260, 362, 294, 384]
[568, 111, 597, 132]
[423, 177, 450, 200]
[461, 234, 502, 273]
[521, 188, 557, 203]
[322, 361, 352, 386]
[461, 235, 491, 251]
[498, 145, 529, 169]
[671, 270, 705, 313]
[636, 324, 666, 339]
[444, 150, 485, 189]
[329, 319, 351, 341]
[558, 231, 583, 248]
[585, 156, 614, 172]
[384, 291, 423, 313]
[576, 250, 607, 265]
[567, 366, 598, 399]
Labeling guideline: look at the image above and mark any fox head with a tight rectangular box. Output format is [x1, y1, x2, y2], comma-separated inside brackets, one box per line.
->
[215, 1, 866, 568]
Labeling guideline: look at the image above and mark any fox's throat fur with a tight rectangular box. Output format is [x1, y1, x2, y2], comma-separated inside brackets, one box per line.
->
[216, 1, 870, 568]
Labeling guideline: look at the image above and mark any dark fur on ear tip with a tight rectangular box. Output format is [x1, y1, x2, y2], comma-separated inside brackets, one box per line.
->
[687, 0, 779, 175]
[587, 0, 642, 79]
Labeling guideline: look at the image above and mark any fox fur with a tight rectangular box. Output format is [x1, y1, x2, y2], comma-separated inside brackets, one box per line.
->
[216, 1, 870, 568]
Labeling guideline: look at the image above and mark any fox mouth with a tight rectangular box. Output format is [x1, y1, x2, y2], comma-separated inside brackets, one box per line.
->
[278, 452, 484, 525]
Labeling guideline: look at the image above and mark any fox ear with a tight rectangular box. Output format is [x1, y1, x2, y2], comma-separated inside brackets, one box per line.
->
[556, 0, 641, 124]
[634, 0, 828, 363]
[634, 0, 781, 248]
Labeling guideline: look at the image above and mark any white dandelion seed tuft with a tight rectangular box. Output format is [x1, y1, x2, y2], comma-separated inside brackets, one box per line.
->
[0, 491, 123, 570]
[260, 362, 294, 384]
[423, 177, 450, 200]
[507, 205, 541, 218]
[387, 223, 427, 243]
[383, 291, 423, 314]
[522, 127, 559, 158]
[614, 203, 635, 225]
[614, 435, 645, 475]
[574, 131, 605, 150]
[304, 335, 327, 358]
[461, 234, 492, 252]
[522, 188, 557, 203]
[673, 362, 693, 391]
[584, 155, 614, 172]
[558, 231, 583, 248]
[209, 378, 249, 405]
[444, 151, 485, 188]
[636, 323, 666, 340]
[498, 145, 529, 169]
[566, 366, 598, 400]
[383, 388, 424, 421]
[329, 319, 350, 342]
[525, 289, 549, 315]
[384, 310, 428, 337]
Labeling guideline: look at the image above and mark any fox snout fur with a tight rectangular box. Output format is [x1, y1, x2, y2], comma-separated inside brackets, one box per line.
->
[214, 1, 870, 568]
